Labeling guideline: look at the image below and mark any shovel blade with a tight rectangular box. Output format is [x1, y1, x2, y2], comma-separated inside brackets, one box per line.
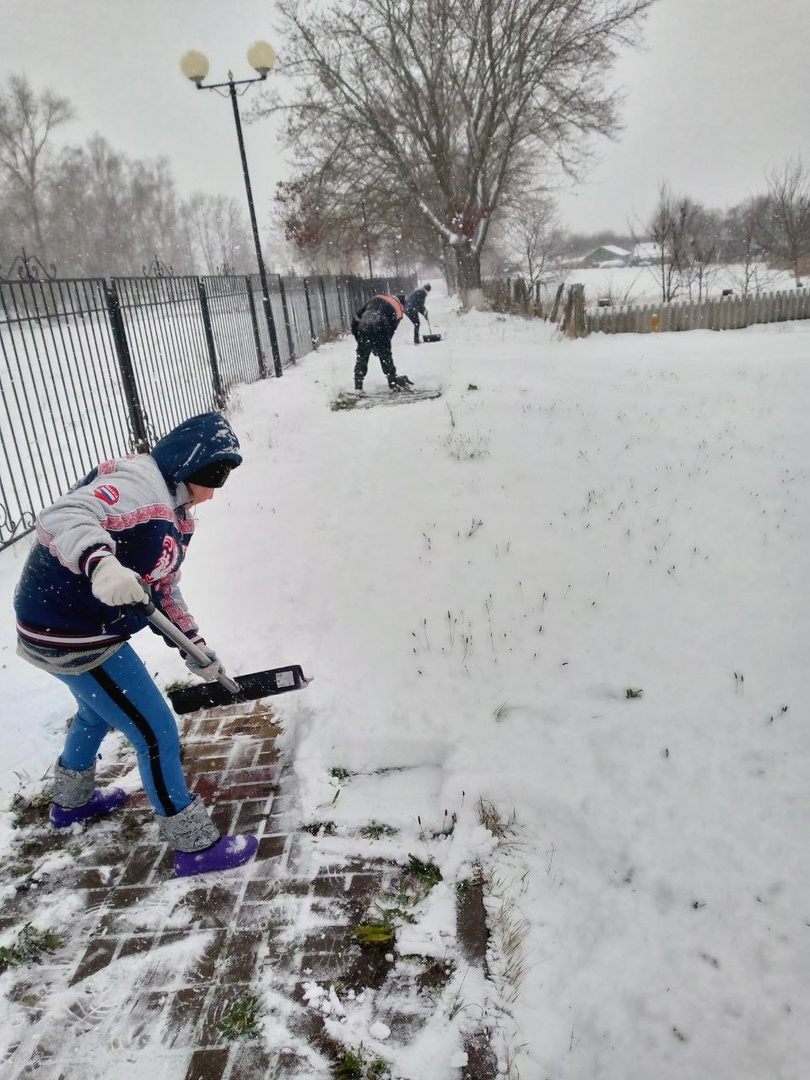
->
[167, 664, 312, 714]
[422, 333, 442, 342]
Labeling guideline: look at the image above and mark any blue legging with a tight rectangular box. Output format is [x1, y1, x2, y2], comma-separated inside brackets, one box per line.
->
[53, 644, 192, 817]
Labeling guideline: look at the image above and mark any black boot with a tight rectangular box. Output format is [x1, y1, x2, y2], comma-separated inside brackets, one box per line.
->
[389, 374, 414, 392]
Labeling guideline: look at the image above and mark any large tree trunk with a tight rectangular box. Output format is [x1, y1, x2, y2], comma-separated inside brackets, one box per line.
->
[440, 242, 457, 295]
[451, 240, 484, 307]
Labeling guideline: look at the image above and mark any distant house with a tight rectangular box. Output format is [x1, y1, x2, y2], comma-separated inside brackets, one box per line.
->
[583, 245, 631, 268]
[630, 242, 662, 266]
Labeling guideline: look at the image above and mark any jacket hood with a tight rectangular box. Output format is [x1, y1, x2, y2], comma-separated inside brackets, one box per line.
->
[150, 412, 243, 491]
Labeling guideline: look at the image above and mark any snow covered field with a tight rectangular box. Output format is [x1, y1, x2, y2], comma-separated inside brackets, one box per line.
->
[0, 290, 807, 1078]
[556, 262, 799, 307]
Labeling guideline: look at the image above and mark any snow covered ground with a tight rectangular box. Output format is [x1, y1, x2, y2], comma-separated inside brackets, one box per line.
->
[0, 289, 808, 1078]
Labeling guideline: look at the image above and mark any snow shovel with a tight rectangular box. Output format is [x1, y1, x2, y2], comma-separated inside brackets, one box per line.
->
[136, 596, 312, 715]
[422, 316, 442, 344]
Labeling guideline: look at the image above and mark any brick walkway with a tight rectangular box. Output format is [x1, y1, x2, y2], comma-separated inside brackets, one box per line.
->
[1, 702, 497, 1079]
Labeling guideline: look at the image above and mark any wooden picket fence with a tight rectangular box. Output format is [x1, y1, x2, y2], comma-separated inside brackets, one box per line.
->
[484, 277, 810, 337]
[586, 287, 810, 336]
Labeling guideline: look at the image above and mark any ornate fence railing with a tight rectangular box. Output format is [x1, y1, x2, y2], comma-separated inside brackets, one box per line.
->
[0, 260, 415, 551]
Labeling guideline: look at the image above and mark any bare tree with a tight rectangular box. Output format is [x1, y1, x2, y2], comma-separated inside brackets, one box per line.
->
[724, 196, 778, 297]
[0, 193, 14, 270]
[274, 173, 369, 272]
[496, 194, 562, 290]
[759, 157, 810, 285]
[182, 192, 255, 274]
[260, 0, 653, 299]
[644, 184, 691, 303]
[640, 189, 726, 302]
[0, 75, 73, 257]
[42, 136, 124, 274]
[128, 157, 184, 268]
[47, 136, 193, 275]
[683, 203, 722, 301]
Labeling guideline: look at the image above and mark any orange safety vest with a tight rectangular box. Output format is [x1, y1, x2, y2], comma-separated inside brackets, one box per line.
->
[377, 294, 404, 321]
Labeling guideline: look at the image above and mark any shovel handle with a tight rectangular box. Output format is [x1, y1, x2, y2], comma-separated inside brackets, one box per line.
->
[135, 594, 241, 694]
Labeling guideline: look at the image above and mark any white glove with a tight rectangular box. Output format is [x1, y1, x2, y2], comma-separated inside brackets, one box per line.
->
[185, 644, 223, 682]
[91, 556, 148, 606]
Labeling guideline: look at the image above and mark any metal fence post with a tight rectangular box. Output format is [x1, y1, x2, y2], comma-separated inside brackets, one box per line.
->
[244, 275, 267, 378]
[265, 280, 284, 378]
[104, 281, 149, 451]
[319, 276, 331, 334]
[196, 279, 227, 409]
[336, 277, 348, 330]
[303, 277, 317, 349]
[278, 275, 296, 362]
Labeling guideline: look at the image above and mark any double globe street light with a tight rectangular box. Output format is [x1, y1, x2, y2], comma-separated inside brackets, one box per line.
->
[180, 41, 283, 378]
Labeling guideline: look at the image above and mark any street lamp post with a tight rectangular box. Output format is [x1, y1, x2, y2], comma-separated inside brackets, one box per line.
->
[180, 42, 283, 378]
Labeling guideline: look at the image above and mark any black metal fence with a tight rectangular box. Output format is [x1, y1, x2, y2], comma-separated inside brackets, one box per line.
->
[0, 262, 415, 551]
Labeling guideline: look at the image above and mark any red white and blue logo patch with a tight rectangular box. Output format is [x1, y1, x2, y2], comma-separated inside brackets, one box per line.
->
[144, 535, 181, 582]
[93, 485, 120, 505]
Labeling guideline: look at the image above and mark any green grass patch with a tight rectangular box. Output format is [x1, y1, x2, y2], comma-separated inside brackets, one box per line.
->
[215, 993, 261, 1041]
[165, 679, 193, 693]
[332, 1046, 390, 1078]
[407, 854, 442, 889]
[361, 822, 398, 839]
[10, 863, 35, 879]
[303, 820, 337, 836]
[0, 924, 62, 972]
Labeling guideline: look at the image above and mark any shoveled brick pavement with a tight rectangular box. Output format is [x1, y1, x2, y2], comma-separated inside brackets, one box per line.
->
[1, 702, 497, 1080]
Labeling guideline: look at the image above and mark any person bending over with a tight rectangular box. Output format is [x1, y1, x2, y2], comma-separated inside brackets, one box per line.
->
[351, 292, 413, 392]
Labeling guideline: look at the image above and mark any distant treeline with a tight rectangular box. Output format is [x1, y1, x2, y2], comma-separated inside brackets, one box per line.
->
[0, 74, 261, 278]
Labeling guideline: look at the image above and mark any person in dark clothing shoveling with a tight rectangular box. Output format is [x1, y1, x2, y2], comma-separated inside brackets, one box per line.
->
[351, 292, 413, 393]
[404, 283, 431, 344]
[13, 412, 259, 879]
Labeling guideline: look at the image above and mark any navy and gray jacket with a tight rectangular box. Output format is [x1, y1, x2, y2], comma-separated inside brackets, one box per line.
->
[14, 412, 242, 673]
[404, 288, 429, 317]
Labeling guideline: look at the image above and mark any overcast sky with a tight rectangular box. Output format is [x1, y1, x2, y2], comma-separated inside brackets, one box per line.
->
[2, 0, 809, 242]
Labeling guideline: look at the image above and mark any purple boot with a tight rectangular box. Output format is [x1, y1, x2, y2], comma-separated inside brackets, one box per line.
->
[50, 759, 128, 829]
[50, 787, 128, 828]
[158, 796, 259, 878]
[174, 834, 259, 878]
